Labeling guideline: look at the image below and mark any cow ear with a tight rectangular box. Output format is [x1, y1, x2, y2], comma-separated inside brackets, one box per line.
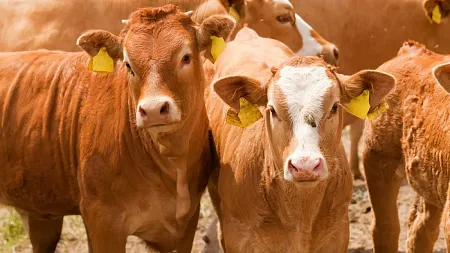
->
[213, 75, 266, 112]
[218, 0, 246, 19]
[76, 30, 123, 61]
[339, 70, 396, 109]
[433, 62, 450, 94]
[197, 14, 236, 60]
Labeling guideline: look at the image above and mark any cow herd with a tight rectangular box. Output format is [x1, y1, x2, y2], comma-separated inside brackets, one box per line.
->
[0, 0, 449, 253]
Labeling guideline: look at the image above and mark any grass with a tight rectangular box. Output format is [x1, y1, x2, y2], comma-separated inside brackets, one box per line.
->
[0, 208, 27, 252]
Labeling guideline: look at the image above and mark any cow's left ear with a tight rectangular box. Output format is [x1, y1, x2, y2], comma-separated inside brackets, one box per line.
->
[433, 62, 450, 94]
[76, 30, 123, 61]
[338, 70, 396, 109]
[197, 14, 236, 60]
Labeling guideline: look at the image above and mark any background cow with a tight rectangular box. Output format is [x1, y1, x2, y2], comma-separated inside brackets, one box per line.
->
[292, 0, 450, 180]
[361, 41, 450, 253]
[0, 0, 338, 65]
[204, 27, 395, 252]
[0, 6, 235, 253]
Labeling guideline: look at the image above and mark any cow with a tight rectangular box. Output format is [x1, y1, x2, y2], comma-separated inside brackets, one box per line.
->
[0, 0, 339, 65]
[361, 41, 450, 253]
[204, 27, 395, 252]
[0, 5, 235, 253]
[291, 0, 450, 180]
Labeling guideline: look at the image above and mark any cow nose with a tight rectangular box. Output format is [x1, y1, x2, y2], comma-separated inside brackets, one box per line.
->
[321, 45, 339, 66]
[136, 97, 179, 128]
[287, 156, 326, 182]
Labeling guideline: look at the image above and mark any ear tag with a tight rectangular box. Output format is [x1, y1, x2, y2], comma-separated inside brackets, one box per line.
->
[346, 89, 370, 120]
[432, 5, 442, 24]
[210, 36, 226, 63]
[367, 100, 389, 120]
[88, 47, 114, 74]
[226, 97, 263, 128]
[229, 4, 241, 22]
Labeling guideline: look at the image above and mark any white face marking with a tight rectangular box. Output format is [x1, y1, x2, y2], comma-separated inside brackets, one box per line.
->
[274, 0, 294, 7]
[294, 14, 323, 56]
[273, 66, 332, 180]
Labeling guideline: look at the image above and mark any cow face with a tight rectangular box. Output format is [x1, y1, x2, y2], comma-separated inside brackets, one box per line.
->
[77, 5, 235, 134]
[219, 0, 339, 65]
[213, 56, 395, 187]
[433, 62, 450, 94]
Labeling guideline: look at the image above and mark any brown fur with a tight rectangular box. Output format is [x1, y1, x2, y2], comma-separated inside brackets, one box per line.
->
[0, 6, 236, 253]
[204, 28, 394, 252]
[292, 0, 450, 180]
[0, 0, 338, 64]
[361, 41, 450, 253]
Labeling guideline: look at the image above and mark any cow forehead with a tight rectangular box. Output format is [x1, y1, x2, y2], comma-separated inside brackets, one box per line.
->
[273, 0, 294, 7]
[273, 66, 334, 120]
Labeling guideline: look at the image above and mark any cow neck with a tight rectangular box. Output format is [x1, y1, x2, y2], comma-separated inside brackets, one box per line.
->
[125, 80, 208, 238]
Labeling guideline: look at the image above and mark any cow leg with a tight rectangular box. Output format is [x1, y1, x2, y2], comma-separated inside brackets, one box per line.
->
[28, 215, 63, 253]
[443, 186, 450, 250]
[406, 195, 441, 253]
[82, 218, 94, 253]
[80, 203, 127, 253]
[363, 151, 403, 253]
[349, 119, 364, 180]
[176, 204, 200, 253]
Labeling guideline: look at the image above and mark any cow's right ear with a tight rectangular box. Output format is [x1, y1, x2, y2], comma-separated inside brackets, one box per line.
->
[197, 14, 236, 60]
[76, 30, 123, 61]
[213, 75, 266, 112]
[433, 62, 450, 94]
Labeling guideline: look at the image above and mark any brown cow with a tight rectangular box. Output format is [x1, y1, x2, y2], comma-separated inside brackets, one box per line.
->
[204, 27, 395, 252]
[361, 41, 450, 253]
[291, 0, 450, 180]
[0, 5, 235, 253]
[0, 0, 338, 65]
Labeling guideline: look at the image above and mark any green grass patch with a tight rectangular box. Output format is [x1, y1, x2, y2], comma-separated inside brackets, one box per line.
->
[0, 208, 26, 251]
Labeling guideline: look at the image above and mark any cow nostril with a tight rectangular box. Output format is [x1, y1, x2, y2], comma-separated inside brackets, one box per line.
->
[160, 102, 169, 115]
[288, 160, 298, 172]
[333, 47, 340, 61]
[139, 106, 147, 117]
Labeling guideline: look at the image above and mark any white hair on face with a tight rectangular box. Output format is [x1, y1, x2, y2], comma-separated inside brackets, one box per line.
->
[294, 14, 323, 56]
[275, 66, 332, 150]
[122, 19, 129, 25]
[274, 66, 332, 180]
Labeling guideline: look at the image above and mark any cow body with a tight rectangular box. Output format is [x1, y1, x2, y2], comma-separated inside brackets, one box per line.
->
[204, 28, 395, 252]
[0, 0, 338, 64]
[362, 41, 450, 253]
[0, 6, 236, 252]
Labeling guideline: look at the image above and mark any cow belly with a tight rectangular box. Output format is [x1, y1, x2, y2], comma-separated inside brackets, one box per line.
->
[402, 96, 450, 208]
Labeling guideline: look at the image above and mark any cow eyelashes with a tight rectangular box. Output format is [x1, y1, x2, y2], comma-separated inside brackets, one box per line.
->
[331, 103, 338, 113]
[125, 62, 134, 76]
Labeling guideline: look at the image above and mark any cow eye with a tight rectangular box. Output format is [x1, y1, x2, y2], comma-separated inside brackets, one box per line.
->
[276, 14, 293, 24]
[125, 62, 134, 76]
[268, 105, 277, 117]
[182, 54, 191, 64]
[331, 103, 338, 113]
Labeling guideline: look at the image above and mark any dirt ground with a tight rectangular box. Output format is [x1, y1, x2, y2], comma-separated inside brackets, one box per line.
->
[0, 127, 448, 253]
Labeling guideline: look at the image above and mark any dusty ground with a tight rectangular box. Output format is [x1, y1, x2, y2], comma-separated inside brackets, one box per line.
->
[0, 128, 448, 252]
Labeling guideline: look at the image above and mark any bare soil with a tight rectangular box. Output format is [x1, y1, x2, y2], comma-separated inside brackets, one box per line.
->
[0, 128, 447, 252]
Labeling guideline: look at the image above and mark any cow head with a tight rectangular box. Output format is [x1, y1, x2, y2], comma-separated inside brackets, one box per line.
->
[77, 5, 235, 134]
[213, 56, 395, 186]
[218, 0, 339, 65]
[433, 62, 450, 93]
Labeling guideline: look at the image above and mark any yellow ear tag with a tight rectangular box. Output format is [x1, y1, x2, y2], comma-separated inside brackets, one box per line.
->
[432, 5, 442, 24]
[229, 4, 241, 22]
[346, 89, 370, 120]
[88, 47, 114, 74]
[367, 100, 389, 120]
[226, 97, 263, 128]
[210, 36, 226, 63]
